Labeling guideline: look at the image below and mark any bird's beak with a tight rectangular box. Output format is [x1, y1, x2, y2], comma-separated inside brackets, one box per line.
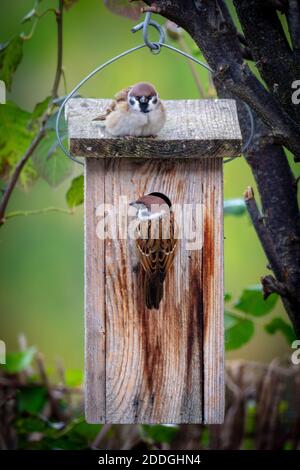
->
[129, 201, 136, 207]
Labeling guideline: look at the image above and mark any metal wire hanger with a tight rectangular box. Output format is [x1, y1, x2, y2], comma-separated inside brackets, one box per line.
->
[55, 12, 254, 166]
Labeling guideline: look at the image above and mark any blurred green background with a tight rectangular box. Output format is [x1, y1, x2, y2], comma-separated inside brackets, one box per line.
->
[0, 0, 296, 370]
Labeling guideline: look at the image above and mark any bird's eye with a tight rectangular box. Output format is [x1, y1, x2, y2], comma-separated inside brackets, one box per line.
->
[129, 98, 135, 105]
[152, 97, 158, 104]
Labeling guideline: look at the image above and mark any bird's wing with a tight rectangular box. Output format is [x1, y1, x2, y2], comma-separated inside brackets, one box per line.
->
[135, 215, 177, 277]
[114, 86, 132, 102]
[92, 86, 132, 121]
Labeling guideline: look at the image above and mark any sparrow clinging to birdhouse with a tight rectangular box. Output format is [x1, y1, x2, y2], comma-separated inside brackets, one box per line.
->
[93, 82, 166, 137]
[130, 194, 177, 310]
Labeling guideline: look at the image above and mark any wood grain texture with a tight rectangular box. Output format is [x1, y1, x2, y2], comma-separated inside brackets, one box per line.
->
[80, 98, 228, 423]
[84, 157, 224, 424]
[202, 159, 224, 424]
[66, 99, 242, 159]
[84, 159, 105, 423]
[105, 158, 204, 423]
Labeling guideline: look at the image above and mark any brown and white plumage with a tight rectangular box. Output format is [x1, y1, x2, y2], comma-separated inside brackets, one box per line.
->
[93, 82, 166, 137]
[130, 194, 177, 310]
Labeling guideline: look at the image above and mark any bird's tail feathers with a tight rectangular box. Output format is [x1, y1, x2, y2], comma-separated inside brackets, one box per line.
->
[145, 273, 165, 310]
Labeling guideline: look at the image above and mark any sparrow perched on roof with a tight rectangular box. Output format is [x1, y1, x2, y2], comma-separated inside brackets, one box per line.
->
[130, 194, 177, 310]
[93, 82, 166, 137]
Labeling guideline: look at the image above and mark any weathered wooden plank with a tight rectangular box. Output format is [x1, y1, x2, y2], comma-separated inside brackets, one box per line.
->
[84, 159, 105, 423]
[84, 157, 225, 423]
[202, 159, 225, 423]
[66, 99, 242, 159]
[104, 158, 204, 423]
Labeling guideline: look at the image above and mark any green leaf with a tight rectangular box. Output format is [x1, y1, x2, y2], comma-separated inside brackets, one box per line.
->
[0, 36, 23, 90]
[200, 428, 209, 448]
[17, 386, 48, 414]
[68, 420, 101, 442]
[141, 424, 179, 444]
[224, 292, 232, 302]
[264, 317, 296, 344]
[38, 418, 101, 450]
[235, 285, 278, 316]
[225, 312, 254, 350]
[66, 174, 84, 208]
[31, 96, 51, 121]
[4, 346, 36, 373]
[32, 130, 72, 187]
[15, 416, 46, 433]
[0, 101, 38, 187]
[224, 198, 246, 216]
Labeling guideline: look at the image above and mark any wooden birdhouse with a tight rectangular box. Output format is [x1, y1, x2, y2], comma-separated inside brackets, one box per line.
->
[66, 98, 242, 424]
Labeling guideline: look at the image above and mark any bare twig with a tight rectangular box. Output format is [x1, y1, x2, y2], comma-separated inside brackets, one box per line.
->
[261, 274, 288, 299]
[36, 353, 66, 421]
[91, 424, 112, 449]
[244, 187, 283, 277]
[51, 1, 64, 99]
[56, 358, 66, 386]
[5, 207, 73, 220]
[141, 5, 161, 13]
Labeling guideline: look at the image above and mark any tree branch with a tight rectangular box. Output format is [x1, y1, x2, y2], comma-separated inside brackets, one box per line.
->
[244, 185, 300, 336]
[142, 0, 300, 159]
[141, 0, 300, 335]
[233, 0, 300, 123]
[261, 275, 288, 299]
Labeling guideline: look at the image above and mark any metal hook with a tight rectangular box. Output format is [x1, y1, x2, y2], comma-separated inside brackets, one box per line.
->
[131, 12, 165, 53]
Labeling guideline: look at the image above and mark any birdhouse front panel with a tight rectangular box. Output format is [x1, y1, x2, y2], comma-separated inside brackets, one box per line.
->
[66, 98, 242, 424]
